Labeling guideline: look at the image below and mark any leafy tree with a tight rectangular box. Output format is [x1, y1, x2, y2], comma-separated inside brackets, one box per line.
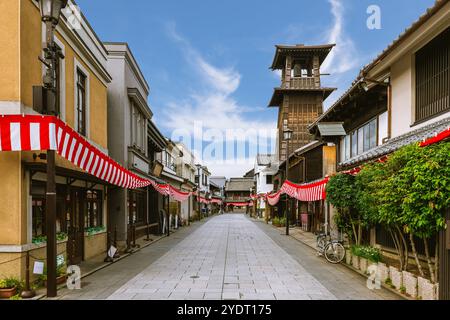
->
[357, 161, 410, 271]
[326, 174, 364, 245]
[398, 142, 450, 282]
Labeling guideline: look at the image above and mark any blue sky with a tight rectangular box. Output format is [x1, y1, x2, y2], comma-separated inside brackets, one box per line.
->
[77, 0, 436, 177]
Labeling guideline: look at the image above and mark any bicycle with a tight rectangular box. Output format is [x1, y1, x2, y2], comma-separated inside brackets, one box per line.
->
[316, 233, 346, 264]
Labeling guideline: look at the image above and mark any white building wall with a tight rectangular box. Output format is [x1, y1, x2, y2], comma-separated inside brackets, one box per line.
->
[390, 53, 450, 139]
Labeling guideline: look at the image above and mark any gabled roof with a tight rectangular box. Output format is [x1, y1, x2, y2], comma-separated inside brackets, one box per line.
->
[225, 178, 255, 192]
[244, 169, 255, 178]
[270, 44, 336, 70]
[210, 176, 227, 188]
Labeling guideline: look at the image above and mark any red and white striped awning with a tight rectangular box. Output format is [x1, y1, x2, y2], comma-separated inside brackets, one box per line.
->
[266, 190, 282, 206]
[210, 198, 223, 205]
[226, 202, 251, 207]
[265, 177, 329, 206]
[0, 115, 192, 202]
[294, 178, 329, 202]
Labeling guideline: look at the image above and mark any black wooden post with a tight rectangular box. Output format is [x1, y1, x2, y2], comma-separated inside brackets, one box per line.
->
[21, 251, 36, 299]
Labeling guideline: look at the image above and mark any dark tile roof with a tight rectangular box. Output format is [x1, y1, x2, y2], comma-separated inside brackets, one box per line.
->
[271, 44, 336, 70]
[225, 178, 255, 192]
[339, 117, 450, 169]
[269, 87, 336, 107]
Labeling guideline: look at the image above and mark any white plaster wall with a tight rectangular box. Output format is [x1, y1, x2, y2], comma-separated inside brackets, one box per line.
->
[387, 34, 450, 139]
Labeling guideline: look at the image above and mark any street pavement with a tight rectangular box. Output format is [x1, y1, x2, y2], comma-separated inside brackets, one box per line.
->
[54, 214, 400, 300]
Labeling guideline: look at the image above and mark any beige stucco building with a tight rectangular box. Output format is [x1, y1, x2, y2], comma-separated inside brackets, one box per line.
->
[0, 0, 112, 279]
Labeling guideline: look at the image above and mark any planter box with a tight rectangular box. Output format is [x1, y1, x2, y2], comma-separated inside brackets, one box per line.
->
[402, 271, 418, 298]
[0, 287, 17, 299]
[418, 277, 437, 300]
[359, 258, 368, 274]
[345, 250, 352, 265]
[352, 255, 360, 269]
[377, 262, 389, 283]
[389, 266, 402, 290]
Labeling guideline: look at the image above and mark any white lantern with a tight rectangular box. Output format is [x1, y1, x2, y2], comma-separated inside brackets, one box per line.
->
[39, 0, 68, 24]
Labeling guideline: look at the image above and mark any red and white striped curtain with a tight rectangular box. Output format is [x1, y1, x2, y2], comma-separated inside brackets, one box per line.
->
[265, 177, 329, 207]
[226, 202, 250, 207]
[0, 115, 192, 202]
[210, 199, 223, 205]
[266, 190, 282, 206]
[294, 178, 329, 202]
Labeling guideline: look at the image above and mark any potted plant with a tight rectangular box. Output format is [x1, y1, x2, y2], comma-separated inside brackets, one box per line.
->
[272, 217, 281, 227]
[351, 245, 382, 273]
[40, 263, 68, 287]
[0, 278, 21, 299]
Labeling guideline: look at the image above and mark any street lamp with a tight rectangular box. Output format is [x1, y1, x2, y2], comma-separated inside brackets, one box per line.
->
[195, 164, 202, 220]
[37, 0, 68, 299]
[283, 128, 293, 236]
[39, 0, 68, 24]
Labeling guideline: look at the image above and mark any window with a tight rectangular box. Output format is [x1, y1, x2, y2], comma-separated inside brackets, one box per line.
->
[32, 199, 46, 238]
[85, 190, 103, 228]
[344, 135, 351, 161]
[128, 190, 146, 225]
[415, 27, 450, 122]
[351, 131, 358, 158]
[341, 118, 378, 162]
[76, 69, 87, 136]
[266, 175, 273, 184]
[131, 103, 146, 153]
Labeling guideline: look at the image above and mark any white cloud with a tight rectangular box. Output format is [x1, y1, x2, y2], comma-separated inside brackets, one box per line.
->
[162, 23, 276, 177]
[321, 0, 360, 74]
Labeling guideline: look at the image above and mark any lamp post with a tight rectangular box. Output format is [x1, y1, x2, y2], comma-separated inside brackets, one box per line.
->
[195, 164, 202, 220]
[38, 0, 68, 298]
[283, 128, 293, 236]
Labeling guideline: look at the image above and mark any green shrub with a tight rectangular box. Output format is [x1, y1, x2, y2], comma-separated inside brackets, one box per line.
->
[85, 226, 106, 236]
[272, 216, 286, 226]
[0, 278, 20, 290]
[385, 278, 393, 288]
[32, 232, 68, 244]
[351, 245, 382, 263]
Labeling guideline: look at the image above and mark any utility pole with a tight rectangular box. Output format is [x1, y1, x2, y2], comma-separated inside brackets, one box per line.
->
[284, 128, 293, 236]
[38, 0, 68, 298]
[196, 164, 202, 221]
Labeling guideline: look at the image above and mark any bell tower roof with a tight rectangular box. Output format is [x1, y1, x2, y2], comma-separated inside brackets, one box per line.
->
[270, 44, 335, 70]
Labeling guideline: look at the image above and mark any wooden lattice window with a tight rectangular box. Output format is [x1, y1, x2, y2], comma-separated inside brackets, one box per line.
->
[415, 27, 450, 122]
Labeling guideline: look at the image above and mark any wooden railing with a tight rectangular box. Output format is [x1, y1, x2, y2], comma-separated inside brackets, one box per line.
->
[284, 77, 319, 89]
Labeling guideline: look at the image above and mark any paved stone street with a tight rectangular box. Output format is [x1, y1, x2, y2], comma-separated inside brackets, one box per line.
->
[54, 214, 400, 300]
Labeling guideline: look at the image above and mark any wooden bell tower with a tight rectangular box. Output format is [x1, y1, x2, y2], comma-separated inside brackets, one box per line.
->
[269, 44, 336, 162]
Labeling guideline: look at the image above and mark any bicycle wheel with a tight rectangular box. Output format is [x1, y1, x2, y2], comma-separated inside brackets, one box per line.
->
[317, 235, 326, 250]
[324, 242, 345, 264]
